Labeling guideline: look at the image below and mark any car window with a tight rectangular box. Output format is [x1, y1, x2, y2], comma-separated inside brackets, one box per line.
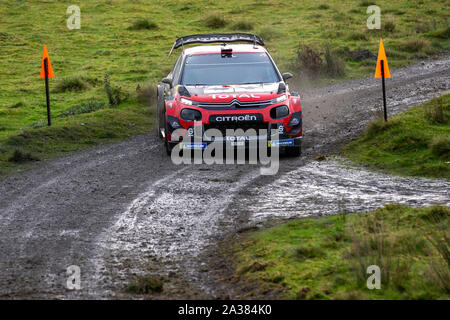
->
[172, 54, 183, 85]
[181, 52, 280, 86]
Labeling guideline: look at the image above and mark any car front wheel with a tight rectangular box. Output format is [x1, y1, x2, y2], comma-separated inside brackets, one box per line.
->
[157, 85, 165, 139]
[164, 111, 175, 156]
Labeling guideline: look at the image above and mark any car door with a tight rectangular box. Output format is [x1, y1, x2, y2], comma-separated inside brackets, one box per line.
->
[157, 53, 184, 138]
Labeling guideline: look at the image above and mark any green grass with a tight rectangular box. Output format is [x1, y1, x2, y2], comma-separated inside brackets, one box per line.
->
[126, 276, 164, 294]
[0, 98, 153, 175]
[0, 0, 449, 173]
[231, 204, 450, 299]
[342, 94, 450, 179]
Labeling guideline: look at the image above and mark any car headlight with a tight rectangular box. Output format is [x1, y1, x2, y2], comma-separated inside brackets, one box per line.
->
[180, 97, 194, 106]
[180, 108, 202, 122]
[270, 105, 289, 119]
[272, 94, 287, 104]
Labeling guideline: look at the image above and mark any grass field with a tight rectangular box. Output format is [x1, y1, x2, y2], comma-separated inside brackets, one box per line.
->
[231, 205, 450, 299]
[342, 94, 450, 179]
[0, 0, 449, 173]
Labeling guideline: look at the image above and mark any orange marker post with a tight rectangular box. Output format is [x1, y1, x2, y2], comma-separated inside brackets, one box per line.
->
[40, 45, 55, 126]
[375, 39, 391, 122]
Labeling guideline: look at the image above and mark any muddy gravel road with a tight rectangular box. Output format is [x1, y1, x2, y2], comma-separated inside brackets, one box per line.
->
[0, 56, 449, 299]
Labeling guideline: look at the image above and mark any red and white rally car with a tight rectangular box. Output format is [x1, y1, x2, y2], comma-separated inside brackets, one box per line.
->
[156, 33, 302, 156]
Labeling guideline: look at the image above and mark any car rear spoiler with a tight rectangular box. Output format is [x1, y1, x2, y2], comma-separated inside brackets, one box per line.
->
[168, 33, 264, 56]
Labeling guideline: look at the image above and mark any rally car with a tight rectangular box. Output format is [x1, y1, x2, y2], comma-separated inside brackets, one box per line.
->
[156, 33, 302, 156]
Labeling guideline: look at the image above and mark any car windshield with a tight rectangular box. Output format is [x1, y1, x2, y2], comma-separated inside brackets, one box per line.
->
[181, 52, 281, 86]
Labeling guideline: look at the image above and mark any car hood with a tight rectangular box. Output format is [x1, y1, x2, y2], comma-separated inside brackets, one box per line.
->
[184, 83, 281, 103]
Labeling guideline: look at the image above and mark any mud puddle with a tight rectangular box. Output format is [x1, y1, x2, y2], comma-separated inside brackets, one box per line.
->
[236, 158, 449, 224]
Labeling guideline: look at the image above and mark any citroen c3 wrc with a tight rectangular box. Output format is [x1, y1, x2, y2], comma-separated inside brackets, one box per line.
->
[156, 33, 302, 156]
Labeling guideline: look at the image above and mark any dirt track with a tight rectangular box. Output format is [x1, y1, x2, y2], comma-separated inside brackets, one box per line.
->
[0, 56, 449, 299]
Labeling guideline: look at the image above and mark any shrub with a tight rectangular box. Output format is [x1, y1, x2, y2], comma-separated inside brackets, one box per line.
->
[345, 211, 411, 288]
[104, 74, 129, 107]
[9, 101, 25, 109]
[425, 96, 448, 124]
[430, 136, 450, 158]
[359, 0, 376, 7]
[426, 26, 450, 39]
[384, 17, 396, 33]
[53, 76, 88, 93]
[323, 45, 346, 77]
[8, 150, 39, 163]
[402, 38, 433, 53]
[59, 99, 106, 118]
[295, 44, 323, 79]
[415, 22, 431, 34]
[231, 20, 253, 31]
[238, 261, 271, 274]
[365, 118, 393, 138]
[422, 214, 450, 292]
[346, 32, 368, 41]
[257, 26, 281, 41]
[293, 244, 325, 261]
[126, 276, 163, 294]
[128, 18, 157, 30]
[29, 120, 46, 128]
[136, 83, 157, 106]
[420, 206, 450, 223]
[205, 14, 226, 29]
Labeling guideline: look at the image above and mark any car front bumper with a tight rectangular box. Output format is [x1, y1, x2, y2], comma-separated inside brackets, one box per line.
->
[169, 136, 302, 150]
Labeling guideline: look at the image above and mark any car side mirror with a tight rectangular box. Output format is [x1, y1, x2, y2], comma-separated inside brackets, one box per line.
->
[282, 72, 293, 82]
[162, 77, 172, 88]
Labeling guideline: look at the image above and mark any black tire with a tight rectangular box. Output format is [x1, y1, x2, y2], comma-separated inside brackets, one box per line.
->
[156, 85, 165, 139]
[165, 139, 174, 156]
[285, 143, 301, 157]
[164, 111, 174, 156]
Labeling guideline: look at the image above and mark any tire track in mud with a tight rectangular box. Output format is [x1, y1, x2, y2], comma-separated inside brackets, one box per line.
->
[91, 165, 262, 298]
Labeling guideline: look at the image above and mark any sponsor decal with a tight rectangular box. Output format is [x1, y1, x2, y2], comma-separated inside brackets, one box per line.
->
[277, 125, 285, 134]
[201, 83, 278, 94]
[207, 135, 260, 142]
[226, 136, 251, 141]
[181, 142, 207, 150]
[210, 114, 262, 123]
[211, 93, 261, 99]
[268, 139, 294, 147]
